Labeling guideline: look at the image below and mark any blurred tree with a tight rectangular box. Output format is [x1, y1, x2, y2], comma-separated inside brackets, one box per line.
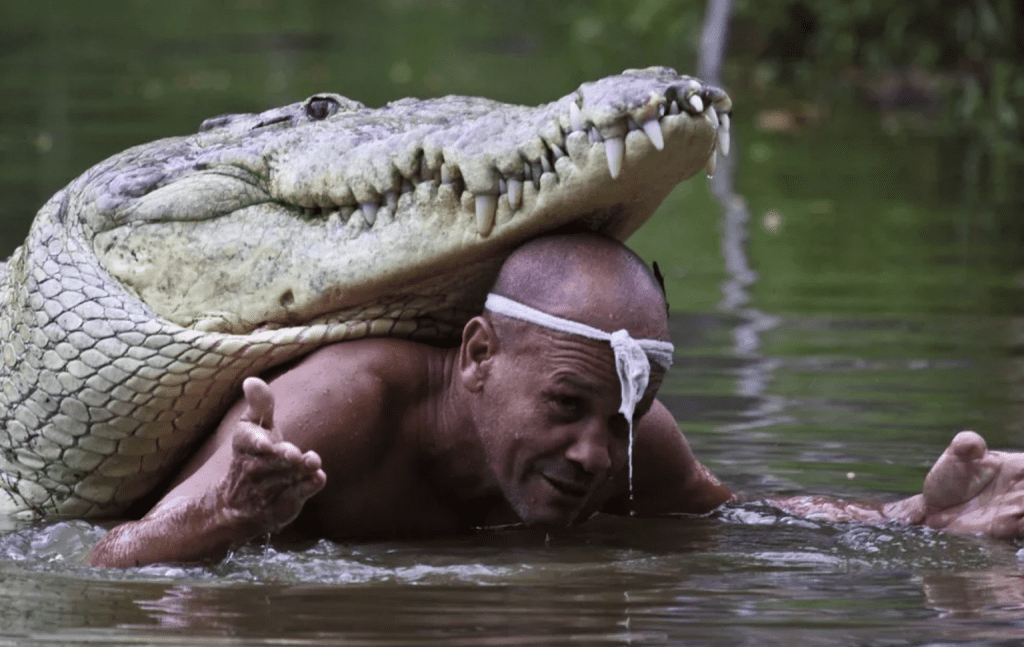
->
[728, 0, 1021, 196]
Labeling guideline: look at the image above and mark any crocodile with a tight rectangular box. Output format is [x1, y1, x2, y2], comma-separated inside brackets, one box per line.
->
[0, 67, 731, 519]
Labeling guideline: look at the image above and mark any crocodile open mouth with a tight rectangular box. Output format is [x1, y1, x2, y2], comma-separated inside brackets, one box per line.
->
[286, 80, 731, 240]
[90, 67, 730, 335]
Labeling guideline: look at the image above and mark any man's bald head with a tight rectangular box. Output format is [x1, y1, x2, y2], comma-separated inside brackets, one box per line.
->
[487, 233, 669, 343]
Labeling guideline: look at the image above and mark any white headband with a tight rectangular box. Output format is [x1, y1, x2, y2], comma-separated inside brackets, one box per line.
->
[483, 293, 673, 424]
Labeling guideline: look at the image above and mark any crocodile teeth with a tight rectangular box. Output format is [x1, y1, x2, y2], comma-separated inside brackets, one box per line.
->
[707, 105, 719, 130]
[384, 191, 398, 212]
[642, 118, 664, 150]
[476, 194, 497, 236]
[668, 100, 680, 115]
[531, 161, 542, 183]
[688, 94, 704, 113]
[507, 178, 522, 209]
[569, 101, 584, 132]
[604, 136, 624, 179]
[718, 113, 731, 156]
[362, 202, 378, 225]
[705, 149, 717, 179]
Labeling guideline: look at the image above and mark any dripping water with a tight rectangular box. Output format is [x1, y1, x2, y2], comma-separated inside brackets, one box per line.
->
[628, 422, 635, 515]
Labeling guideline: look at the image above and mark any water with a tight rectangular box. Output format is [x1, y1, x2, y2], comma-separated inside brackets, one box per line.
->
[1, 2, 1023, 645]
[2, 513, 1024, 645]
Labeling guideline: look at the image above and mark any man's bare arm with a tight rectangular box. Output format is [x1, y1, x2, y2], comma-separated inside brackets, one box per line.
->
[626, 403, 1024, 540]
[757, 431, 1024, 539]
[614, 399, 734, 516]
[89, 378, 326, 567]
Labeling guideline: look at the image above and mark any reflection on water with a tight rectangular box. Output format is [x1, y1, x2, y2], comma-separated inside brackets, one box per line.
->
[1, 513, 1023, 645]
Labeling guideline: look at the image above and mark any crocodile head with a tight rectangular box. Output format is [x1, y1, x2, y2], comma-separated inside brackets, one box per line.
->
[72, 67, 731, 337]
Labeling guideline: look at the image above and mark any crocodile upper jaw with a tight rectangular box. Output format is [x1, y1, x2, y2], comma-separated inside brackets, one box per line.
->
[79, 67, 731, 335]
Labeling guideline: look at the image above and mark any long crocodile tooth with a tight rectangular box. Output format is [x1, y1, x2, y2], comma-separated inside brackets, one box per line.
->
[718, 113, 731, 156]
[531, 161, 543, 184]
[507, 178, 522, 209]
[688, 93, 704, 113]
[362, 202, 378, 225]
[475, 194, 497, 236]
[588, 126, 602, 143]
[349, 208, 366, 230]
[384, 191, 398, 212]
[669, 100, 680, 115]
[569, 101, 584, 132]
[550, 143, 565, 159]
[705, 149, 717, 179]
[642, 118, 664, 150]
[707, 105, 719, 130]
[604, 136, 624, 179]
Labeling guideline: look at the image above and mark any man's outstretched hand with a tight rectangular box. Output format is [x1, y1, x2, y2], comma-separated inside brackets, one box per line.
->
[222, 377, 327, 535]
[886, 431, 1024, 539]
[89, 377, 327, 567]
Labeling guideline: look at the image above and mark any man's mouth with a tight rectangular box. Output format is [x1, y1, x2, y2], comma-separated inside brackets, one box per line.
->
[542, 474, 592, 499]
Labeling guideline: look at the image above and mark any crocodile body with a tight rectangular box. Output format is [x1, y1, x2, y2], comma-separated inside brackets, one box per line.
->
[0, 67, 731, 519]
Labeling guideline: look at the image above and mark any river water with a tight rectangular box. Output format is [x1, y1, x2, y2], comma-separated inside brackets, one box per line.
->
[1, 2, 1023, 645]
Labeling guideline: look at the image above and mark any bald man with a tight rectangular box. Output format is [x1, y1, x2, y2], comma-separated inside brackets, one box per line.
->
[89, 234, 1024, 567]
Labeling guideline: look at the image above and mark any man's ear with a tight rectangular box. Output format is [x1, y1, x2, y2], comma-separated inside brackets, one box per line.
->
[459, 316, 499, 393]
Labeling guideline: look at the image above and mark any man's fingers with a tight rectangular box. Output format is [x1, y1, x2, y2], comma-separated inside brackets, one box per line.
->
[302, 451, 322, 471]
[949, 430, 987, 462]
[990, 510, 1024, 540]
[232, 425, 274, 455]
[233, 431, 321, 474]
[241, 377, 278, 437]
[300, 469, 328, 497]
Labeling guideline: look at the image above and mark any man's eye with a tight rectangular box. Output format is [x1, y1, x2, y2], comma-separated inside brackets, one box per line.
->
[549, 394, 582, 417]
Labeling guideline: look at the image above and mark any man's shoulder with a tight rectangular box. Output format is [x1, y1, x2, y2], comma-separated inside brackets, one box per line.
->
[272, 338, 439, 458]
[300, 337, 436, 386]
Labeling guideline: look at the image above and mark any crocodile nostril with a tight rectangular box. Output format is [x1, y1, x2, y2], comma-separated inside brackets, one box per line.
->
[279, 289, 295, 308]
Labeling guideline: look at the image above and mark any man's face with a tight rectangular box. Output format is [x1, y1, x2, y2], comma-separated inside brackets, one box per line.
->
[473, 325, 663, 527]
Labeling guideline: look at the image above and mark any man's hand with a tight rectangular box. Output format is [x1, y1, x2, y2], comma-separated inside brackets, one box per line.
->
[887, 431, 1024, 539]
[90, 377, 327, 567]
[218, 377, 327, 534]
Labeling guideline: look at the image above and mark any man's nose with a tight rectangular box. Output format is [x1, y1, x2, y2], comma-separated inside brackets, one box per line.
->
[564, 422, 615, 476]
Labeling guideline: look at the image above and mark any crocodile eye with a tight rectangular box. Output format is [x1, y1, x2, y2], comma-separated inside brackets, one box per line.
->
[305, 96, 340, 121]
